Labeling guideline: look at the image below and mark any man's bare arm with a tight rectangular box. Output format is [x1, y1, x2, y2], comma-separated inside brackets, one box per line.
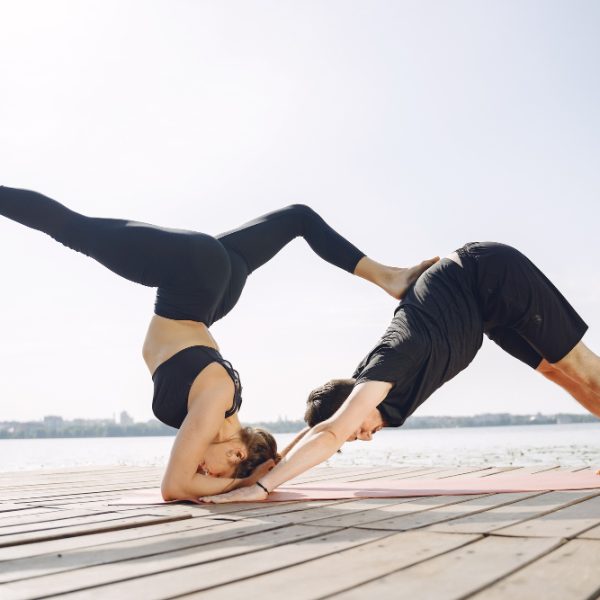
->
[201, 381, 391, 503]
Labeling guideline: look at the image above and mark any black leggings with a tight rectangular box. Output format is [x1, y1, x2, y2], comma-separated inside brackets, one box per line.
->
[0, 186, 365, 325]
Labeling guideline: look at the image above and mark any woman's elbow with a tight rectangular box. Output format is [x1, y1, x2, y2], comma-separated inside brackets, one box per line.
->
[161, 475, 186, 502]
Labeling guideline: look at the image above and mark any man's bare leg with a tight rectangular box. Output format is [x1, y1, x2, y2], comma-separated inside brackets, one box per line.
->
[537, 342, 600, 418]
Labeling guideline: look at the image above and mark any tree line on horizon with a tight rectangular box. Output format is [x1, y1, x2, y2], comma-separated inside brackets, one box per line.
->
[0, 412, 597, 439]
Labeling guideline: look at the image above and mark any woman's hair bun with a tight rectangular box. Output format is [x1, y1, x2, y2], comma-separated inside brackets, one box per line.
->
[235, 427, 279, 479]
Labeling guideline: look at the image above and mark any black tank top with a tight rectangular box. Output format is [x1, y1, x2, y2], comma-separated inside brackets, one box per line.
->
[151, 346, 242, 429]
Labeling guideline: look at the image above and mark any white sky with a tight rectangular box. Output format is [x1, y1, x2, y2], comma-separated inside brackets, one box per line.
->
[0, 0, 599, 423]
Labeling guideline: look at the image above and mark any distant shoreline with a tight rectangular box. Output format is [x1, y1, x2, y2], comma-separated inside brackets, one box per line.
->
[0, 412, 597, 439]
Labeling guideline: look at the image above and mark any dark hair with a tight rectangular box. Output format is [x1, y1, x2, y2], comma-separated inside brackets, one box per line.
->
[304, 378, 356, 427]
[235, 427, 281, 479]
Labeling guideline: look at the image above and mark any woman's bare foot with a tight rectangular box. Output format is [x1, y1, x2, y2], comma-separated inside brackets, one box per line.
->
[353, 255, 440, 299]
[381, 257, 439, 299]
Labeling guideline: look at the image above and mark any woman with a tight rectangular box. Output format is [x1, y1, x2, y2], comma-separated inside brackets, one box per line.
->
[0, 185, 436, 501]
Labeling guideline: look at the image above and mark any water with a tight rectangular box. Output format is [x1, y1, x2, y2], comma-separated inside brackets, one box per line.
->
[1, 423, 599, 472]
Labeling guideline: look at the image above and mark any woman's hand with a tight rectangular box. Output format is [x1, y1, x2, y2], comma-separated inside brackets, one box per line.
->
[201, 484, 268, 504]
[237, 459, 276, 488]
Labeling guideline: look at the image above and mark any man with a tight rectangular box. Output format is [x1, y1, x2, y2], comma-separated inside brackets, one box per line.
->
[304, 242, 600, 440]
[202, 242, 600, 503]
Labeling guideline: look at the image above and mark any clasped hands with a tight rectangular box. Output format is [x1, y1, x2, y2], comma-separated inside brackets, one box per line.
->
[201, 458, 275, 504]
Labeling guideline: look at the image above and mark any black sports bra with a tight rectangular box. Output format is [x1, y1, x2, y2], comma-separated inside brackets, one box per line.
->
[151, 346, 243, 429]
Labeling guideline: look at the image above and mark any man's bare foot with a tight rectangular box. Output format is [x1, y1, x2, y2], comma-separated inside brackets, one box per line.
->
[382, 257, 440, 300]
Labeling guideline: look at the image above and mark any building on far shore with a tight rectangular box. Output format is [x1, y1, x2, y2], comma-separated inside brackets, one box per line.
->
[119, 411, 134, 426]
[43, 415, 64, 427]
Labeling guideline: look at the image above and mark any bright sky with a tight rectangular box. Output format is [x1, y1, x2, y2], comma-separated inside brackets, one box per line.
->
[1, 1, 599, 423]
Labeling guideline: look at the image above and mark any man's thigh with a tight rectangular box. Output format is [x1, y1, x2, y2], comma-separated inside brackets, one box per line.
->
[477, 244, 588, 364]
[486, 326, 542, 369]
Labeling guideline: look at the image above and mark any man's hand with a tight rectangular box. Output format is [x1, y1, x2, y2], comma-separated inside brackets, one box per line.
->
[201, 484, 268, 504]
[237, 459, 276, 488]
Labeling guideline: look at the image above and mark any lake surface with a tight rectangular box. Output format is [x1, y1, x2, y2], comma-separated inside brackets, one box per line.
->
[1, 423, 599, 472]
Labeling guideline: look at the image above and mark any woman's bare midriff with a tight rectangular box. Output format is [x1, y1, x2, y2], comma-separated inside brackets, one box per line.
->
[142, 315, 220, 375]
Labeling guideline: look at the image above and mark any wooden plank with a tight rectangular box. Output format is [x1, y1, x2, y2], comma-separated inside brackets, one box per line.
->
[288, 466, 448, 485]
[184, 531, 480, 600]
[387, 467, 462, 480]
[0, 508, 102, 529]
[531, 465, 561, 473]
[469, 539, 600, 600]
[0, 465, 159, 478]
[0, 506, 71, 521]
[288, 466, 407, 485]
[0, 514, 222, 561]
[0, 504, 37, 514]
[0, 472, 160, 489]
[479, 466, 561, 476]
[282, 496, 485, 528]
[110, 504, 206, 519]
[29, 502, 202, 521]
[19, 477, 151, 490]
[355, 492, 542, 531]
[0, 466, 158, 490]
[0, 467, 159, 487]
[292, 467, 445, 486]
[343, 466, 454, 483]
[579, 523, 600, 539]
[434, 466, 518, 479]
[428, 490, 599, 534]
[0, 513, 188, 548]
[108, 496, 350, 522]
[19, 494, 138, 509]
[328, 536, 562, 600]
[230, 499, 355, 520]
[0, 520, 306, 592]
[0, 480, 162, 502]
[496, 493, 600, 538]
[0, 511, 147, 537]
[342, 467, 431, 482]
[45, 493, 239, 511]
[38, 527, 390, 600]
[0, 471, 160, 488]
[265, 498, 419, 526]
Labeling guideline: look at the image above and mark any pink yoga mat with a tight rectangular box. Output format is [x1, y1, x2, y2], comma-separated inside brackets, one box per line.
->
[111, 470, 600, 504]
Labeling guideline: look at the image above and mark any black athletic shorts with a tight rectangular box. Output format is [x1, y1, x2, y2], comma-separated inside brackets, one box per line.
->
[458, 242, 588, 369]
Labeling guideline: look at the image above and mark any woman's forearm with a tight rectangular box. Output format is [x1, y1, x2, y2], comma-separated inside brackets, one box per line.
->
[279, 426, 311, 459]
[162, 472, 243, 500]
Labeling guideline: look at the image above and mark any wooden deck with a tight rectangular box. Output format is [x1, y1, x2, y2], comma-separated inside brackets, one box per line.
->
[1, 465, 600, 599]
